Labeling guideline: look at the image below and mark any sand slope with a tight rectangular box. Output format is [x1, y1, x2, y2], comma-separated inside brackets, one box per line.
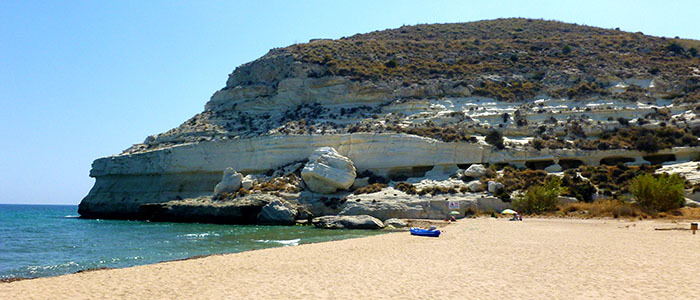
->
[2, 218, 700, 299]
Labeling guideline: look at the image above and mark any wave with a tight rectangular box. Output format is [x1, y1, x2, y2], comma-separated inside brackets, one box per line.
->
[254, 238, 301, 246]
[180, 232, 220, 238]
[63, 215, 80, 218]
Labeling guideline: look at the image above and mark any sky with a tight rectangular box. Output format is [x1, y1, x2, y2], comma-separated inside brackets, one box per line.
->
[1, 0, 699, 205]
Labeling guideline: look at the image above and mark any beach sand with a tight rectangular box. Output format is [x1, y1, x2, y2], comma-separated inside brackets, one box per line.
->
[2, 218, 699, 299]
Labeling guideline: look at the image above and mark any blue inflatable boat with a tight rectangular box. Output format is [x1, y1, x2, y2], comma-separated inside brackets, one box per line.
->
[410, 227, 441, 237]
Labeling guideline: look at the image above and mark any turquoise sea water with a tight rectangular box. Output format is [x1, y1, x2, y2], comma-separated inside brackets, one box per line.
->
[0, 204, 381, 279]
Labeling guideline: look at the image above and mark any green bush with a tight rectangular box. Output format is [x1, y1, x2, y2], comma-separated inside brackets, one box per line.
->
[485, 129, 505, 149]
[629, 173, 685, 212]
[666, 42, 684, 54]
[562, 44, 572, 55]
[513, 177, 564, 214]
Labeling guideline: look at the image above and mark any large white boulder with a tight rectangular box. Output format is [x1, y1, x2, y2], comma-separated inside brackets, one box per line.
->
[301, 147, 356, 194]
[214, 168, 243, 196]
[464, 164, 487, 178]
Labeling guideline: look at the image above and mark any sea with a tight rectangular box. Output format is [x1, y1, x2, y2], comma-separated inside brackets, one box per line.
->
[0, 204, 382, 280]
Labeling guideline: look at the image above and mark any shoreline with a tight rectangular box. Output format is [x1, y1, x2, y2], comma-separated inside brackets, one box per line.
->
[2, 217, 699, 299]
[0, 218, 449, 283]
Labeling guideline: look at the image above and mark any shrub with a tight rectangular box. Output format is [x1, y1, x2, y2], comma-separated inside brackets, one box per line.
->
[634, 135, 659, 152]
[485, 129, 505, 149]
[629, 173, 685, 212]
[384, 59, 398, 68]
[561, 175, 596, 202]
[513, 177, 564, 214]
[562, 44, 572, 54]
[354, 183, 387, 195]
[560, 200, 642, 218]
[666, 42, 684, 54]
[395, 181, 417, 194]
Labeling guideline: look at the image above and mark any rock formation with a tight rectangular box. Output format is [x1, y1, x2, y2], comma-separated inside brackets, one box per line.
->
[301, 147, 356, 194]
[257, 200, 298, 225]
[464, 164, 487, 178]
[383, 218, 407, 228]
[214, 168, 243, 196]
[311, 215, 385, 229]
[78, 19, 700, 223]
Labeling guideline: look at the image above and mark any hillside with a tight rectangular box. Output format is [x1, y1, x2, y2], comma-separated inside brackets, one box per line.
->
[124, 19, 700, 154]
[290, 18, 700, 101]
[79, 19, 700, 222]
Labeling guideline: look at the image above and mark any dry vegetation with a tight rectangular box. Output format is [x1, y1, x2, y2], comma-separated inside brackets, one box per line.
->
[353, 183, 388, 195]
[284, 18, 700, 102]
[529, 126, 700, 151]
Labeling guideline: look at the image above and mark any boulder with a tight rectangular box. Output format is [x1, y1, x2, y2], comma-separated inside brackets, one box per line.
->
[384, 218, 407, 228]
[139, 194, 273, 224]
[241, 175, 256, 190]
[257, 200, 298, 225]
[311, 215, 385, 229]
[351, 177, 370, 189]
[301, 147, 356, 194]
[464, 164, 487, 178]
[467, 180, 485, 192]
[214, 168, 243, 196]
[544, 163, 563, 173]
[488, 181, 504, 194]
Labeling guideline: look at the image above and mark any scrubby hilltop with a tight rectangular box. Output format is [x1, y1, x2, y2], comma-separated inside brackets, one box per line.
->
[80, 19, 700, 222]
[128, 18, 700, 154]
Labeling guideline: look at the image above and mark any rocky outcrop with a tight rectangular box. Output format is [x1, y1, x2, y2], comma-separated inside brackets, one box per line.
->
[311, 215, 385, 229]
[257, 200, 298, 225]
[301, 147, 356, 194]
[137, 195, 276, 224]
[214, 168, 242, 196]
[464, 164, 487, 178]
[383, 218, 407, 228]
[78, 20, 700, 223]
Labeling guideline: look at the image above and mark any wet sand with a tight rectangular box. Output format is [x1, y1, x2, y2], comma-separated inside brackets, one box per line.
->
[2, 218, 699, 299]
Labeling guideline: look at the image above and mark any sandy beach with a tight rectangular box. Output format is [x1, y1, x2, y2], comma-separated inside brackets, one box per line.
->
[2, 218, 699, 299]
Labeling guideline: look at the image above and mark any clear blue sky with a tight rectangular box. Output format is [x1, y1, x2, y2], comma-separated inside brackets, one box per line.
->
[1, 0, 698, 205]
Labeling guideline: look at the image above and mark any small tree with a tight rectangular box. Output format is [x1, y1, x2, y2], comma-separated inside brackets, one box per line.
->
[562, 45, 572, 55]
[629, 173, 685, 212]
[513, 177, 564, 214]
[634, 135, 659, 152]
[485, 129, 505, 150]
[666, 42, 684, 54]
